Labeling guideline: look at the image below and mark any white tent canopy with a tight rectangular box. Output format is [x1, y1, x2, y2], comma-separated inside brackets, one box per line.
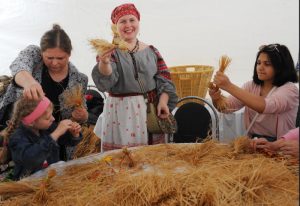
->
[0, 0, 299, 87]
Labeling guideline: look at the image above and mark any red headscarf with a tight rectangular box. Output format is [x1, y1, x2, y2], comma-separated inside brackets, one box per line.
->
[111, 3, 140, 24]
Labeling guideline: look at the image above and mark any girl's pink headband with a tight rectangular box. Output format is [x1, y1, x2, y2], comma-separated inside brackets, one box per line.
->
[22, 97, 51, 125]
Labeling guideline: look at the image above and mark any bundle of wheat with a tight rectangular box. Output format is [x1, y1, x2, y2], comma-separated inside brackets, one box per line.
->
[209, 55, 232, 112]
[61, 85, 100, 158]
[61, 84, 85, 110]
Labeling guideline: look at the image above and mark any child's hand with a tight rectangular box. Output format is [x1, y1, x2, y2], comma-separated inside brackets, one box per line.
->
[50, 119, 73, 141]
[72, 107, 88, 123]
[69, 122, 81, 137]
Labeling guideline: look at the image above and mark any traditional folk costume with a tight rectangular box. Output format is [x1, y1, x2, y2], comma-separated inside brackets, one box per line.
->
[92, 47, 177, 151]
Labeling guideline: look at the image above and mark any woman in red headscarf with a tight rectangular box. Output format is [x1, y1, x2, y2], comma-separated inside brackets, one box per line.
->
[92, 3, 178, 152]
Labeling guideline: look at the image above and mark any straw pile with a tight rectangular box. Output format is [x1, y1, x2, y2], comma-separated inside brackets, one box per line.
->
[0, 137, 298, 206]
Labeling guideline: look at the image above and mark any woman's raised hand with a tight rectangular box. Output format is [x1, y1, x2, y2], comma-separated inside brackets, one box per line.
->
[15, 70, 44, 100]
[213, 71, 231, 90]
[99, 48, 115, 65]
[23, 81, 44, 100]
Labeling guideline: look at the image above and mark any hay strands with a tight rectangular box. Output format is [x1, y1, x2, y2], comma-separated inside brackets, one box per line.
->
[33, 169, 57, 203]
[208, 55, 232, 111]
[61, 84, 85, 110]
[0, 138, 298, 205]
[89, 24, 128, 55]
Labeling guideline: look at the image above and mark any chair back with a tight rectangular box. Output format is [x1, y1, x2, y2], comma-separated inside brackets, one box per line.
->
[85, 85, 106, 125]
[172, 96, 219, 143]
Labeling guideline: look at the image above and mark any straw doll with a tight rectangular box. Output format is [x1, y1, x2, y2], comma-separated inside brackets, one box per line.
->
[89, 24, 128, 56]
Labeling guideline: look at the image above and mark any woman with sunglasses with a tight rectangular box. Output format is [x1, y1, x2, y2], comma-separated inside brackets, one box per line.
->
[209, 44, 298, 142]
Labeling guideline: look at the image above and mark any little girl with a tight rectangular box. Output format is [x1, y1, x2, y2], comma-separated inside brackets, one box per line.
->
[5, 96, 81, 180]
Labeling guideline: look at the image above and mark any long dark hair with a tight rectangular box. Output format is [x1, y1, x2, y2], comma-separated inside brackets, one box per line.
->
[253, 44, 298, 86]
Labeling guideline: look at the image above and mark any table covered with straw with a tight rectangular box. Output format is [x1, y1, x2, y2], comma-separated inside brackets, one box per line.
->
[0, 136, 298, 206]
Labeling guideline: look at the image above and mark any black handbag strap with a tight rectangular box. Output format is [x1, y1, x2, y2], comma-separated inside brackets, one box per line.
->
[128, 52, 148, 102]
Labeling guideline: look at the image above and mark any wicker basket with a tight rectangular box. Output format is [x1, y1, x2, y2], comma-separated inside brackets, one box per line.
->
[169, 65, 214, 99]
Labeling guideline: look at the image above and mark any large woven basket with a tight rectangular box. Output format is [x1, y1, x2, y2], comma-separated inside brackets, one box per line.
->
[169, 65, 214, 99]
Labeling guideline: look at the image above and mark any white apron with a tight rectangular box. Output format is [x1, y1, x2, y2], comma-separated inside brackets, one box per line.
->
[94, 95, 165, 152]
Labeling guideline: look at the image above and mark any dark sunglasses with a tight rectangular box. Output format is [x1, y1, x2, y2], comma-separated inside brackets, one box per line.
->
[259, 44, 280, 53]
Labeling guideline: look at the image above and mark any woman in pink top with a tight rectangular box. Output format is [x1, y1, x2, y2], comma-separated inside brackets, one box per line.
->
[209, 44, 299, 141]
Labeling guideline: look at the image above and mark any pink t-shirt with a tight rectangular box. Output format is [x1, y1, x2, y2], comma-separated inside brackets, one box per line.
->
[225, 81, 299, 139]
[281, 127, 299, 141]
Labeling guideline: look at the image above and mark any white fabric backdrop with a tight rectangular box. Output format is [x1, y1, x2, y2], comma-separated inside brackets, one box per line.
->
[0, 0, 298, 140]
[0, 0, 299, 87]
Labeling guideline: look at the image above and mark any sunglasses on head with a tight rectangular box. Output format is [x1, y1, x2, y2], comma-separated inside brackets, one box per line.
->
[259, 44, 280, 53]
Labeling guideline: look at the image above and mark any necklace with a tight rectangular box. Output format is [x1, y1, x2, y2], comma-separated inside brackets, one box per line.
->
[45, 69, 67, 91]
[128, 39, 139, 53]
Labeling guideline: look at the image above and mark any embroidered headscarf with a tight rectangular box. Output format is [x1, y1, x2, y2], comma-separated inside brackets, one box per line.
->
[111, 3, 140, 24]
